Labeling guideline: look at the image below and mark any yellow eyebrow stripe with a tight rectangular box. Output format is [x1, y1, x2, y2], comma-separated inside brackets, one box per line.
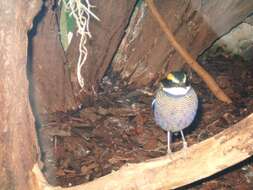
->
[167, 73, 174, 81]
[167, 73, 180, 83]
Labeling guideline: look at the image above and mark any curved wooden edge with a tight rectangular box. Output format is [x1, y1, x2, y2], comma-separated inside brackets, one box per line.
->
[32, 113, 253, 190]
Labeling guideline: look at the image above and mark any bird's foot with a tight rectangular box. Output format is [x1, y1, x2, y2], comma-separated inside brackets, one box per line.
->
[167, 146, 172, 155]
[183, 141, 188, 149]
[181, 141, 189, 157]
[166, 147, 174, 160]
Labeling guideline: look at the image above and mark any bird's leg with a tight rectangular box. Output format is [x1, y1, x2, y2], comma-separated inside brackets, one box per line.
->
[180, 130, 188, 149]
[167, 131, 172, 154]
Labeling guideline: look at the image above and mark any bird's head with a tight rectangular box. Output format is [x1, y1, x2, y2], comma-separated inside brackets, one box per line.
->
[161, 71, 188, 88]
[160, 71, 190, 95]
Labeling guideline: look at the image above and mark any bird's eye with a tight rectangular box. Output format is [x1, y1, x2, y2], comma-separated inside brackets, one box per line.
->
[161, 79, 170, 87]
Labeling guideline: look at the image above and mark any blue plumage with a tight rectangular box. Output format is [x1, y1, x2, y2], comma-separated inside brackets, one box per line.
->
[153, 88, 198, 133]
[152, 71, 198, 153]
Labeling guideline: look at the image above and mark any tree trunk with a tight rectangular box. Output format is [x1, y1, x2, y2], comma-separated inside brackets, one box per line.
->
[112, 0, 253, 87]
[31, 0, 78, 114]
[31, 0, 136, 110]
[66, 0, 136, 102]
[0, 1, 41, 189]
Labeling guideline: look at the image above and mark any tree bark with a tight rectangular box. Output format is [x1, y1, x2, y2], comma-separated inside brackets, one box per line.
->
[112, 0, 253, 87]
[66, 0, 136, 102]
[0, 1, 41, 189]
[31, 0, 78, 114]
[33, 113, 253, 190]
[145, 0, 232, 104]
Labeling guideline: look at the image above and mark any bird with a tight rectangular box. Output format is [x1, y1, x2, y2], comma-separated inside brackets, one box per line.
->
[152, 71, 198, 154]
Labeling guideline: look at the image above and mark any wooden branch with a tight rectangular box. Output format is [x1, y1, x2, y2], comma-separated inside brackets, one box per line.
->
[144, 0, 232, 104]
[33, 113, 253, 190]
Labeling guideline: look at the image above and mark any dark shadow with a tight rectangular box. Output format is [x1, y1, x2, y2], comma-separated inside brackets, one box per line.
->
[27, 0, 47, 129]
[26, 0, 47, 168]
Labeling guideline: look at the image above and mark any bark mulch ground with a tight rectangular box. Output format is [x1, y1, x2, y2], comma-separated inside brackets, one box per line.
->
[39, 54, 253, 189]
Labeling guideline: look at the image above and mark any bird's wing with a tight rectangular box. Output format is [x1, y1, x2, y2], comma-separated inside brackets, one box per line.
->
[151, 99, 156, 111]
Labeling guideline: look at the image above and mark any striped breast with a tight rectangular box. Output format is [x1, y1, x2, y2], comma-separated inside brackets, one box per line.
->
[153, 87, 198, 132]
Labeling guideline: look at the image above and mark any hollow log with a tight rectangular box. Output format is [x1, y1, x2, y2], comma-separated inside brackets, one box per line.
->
[112, 0, 253, 87]
[33, 113, 253, 190]
[0, 0, 41, 189]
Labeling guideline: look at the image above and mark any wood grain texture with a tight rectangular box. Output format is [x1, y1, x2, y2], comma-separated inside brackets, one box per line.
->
[145, 0, 232, 103]
[0, 0, 41, 189]
[112, 0, 253, 88]
[66, 0, 136, 101]
[31, 0, 78, 114]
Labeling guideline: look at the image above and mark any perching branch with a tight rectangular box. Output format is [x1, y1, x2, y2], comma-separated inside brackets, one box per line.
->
[32, 113, 253, 189]
[145, 0, 232, 104]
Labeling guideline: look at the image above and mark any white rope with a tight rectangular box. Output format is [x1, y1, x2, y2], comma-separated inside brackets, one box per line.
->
[59, 0, 100, 88]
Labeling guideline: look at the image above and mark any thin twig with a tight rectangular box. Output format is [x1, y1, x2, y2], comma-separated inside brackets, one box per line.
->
[144, 0, 232, 104]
